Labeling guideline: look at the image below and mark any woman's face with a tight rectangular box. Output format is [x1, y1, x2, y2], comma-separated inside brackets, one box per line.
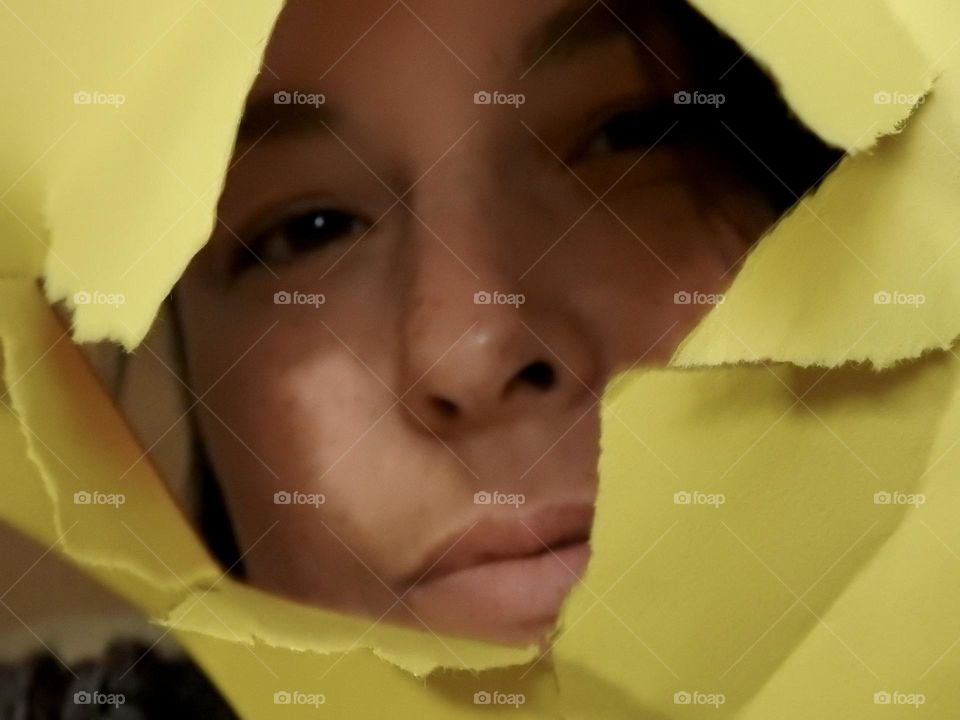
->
[176, 0, 775, 645]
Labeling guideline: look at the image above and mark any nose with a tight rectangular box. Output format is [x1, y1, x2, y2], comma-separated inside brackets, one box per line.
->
[399, 223, 598, 439]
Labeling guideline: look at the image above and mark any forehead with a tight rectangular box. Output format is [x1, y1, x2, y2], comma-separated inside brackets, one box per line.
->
[248, 0, 635, 98]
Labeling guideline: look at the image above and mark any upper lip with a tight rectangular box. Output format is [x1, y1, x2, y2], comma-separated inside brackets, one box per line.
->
[408, 502, 594, 587]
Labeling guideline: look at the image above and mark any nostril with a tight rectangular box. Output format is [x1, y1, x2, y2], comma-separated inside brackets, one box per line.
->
[430, 396, 459, 419]
[515, 360, 556, 391]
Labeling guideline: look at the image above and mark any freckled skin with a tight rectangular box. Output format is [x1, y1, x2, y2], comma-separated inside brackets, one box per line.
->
[175, 0, 776, 645]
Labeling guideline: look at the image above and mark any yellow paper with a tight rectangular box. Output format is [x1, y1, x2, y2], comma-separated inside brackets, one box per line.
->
[1, 0, 959, 718]
[0, 1, 285, 349]
[0, 280, 542, 716]
[689, 0, 932, 151]
[673, 1, 960, 369]
[557, 354, 960, 718]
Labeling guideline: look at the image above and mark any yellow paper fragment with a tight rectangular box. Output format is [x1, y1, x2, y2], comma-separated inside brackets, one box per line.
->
[0, 361, 58, 545]
[160, 579, 536, 678]
[556, 353, 960, 717]
[0, 280, 219, 613]
[0, 281, 542, 716]
[0, 0, 958, 718]
[173, 627, 560, 720]
[690, 0, 932, 152]
[0, 1, 284, 348]
[673, 1, 960, 370]
[671, 82, 960, 369]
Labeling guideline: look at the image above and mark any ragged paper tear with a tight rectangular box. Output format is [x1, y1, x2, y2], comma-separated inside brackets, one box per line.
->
[673, 0, 960, 370]
[0, 280, 221, 611]
[159, 579, 534, 676]
[0, 1, 285, 349]
[689, 0, 933, 152]
[1, 0, 959, 718]
[0, 280, 541, 708]
[669, 84, 960, 369]
[556, 353, 960, 718]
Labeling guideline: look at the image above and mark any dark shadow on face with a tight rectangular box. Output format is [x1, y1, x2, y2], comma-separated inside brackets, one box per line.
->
[168, 0, 842, 646]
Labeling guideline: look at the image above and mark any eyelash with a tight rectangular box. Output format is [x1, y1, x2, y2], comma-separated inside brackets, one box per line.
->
[231, 105, 674, 276]
[577, 103, 677, 159]
[235, 205, 370, 275]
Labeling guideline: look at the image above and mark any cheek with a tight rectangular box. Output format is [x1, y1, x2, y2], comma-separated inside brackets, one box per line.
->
[189, 324, 468, 567]
[191, 340, 391, 570]
[198, 337, 386, 493]
[546, 180, 772, 368]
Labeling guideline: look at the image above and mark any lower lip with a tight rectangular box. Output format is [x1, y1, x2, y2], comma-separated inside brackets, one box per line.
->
[405, 541, 591, 642]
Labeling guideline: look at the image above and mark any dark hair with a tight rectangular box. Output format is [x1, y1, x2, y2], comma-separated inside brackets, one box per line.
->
[168, 291, 245, 576]
[621, 0, 843, 213]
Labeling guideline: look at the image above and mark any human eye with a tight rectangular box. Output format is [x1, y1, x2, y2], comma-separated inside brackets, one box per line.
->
[576, 102, 678, 159]
[233, 201, 370, 274]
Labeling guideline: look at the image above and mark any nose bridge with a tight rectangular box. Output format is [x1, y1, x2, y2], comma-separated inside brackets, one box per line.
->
[400, 164, 524, 396]
[403, 138, 521, 332]
[411, 116, 518, 251]
[396, 150, 598, 438]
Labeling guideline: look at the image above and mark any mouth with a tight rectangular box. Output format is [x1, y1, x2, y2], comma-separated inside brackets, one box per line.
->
[402, 503, 594, 642]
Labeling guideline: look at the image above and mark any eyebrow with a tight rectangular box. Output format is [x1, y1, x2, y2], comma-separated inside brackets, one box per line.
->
[520, 0, 635, 72]
[235, 96, 337, 145]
